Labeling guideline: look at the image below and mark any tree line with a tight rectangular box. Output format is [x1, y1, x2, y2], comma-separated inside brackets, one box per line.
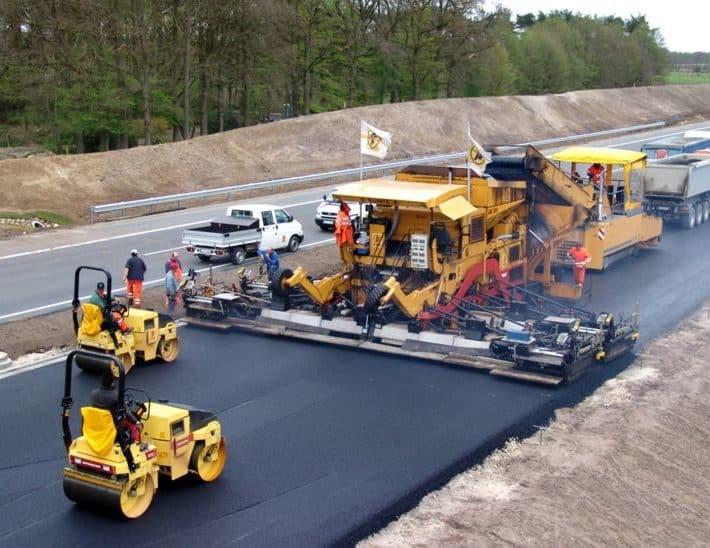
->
[0, 1, 669, 153]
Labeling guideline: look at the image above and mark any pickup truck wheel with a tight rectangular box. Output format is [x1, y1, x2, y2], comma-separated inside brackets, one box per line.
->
[230, 247, 246, 265]
[197, 254, 211, 263]
[681, 206, 696, 229]
[287, 235, 300, 252]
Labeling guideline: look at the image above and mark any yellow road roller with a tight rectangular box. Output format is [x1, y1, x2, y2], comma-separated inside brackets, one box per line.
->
[72, 266, 180, 374]
[61, 349, 227, 519]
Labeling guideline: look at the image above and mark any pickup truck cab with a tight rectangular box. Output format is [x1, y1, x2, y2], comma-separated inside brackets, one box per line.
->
[315, 193, 367, 231]
[226, 203, 304, 252]
[183, 204, 304, 264]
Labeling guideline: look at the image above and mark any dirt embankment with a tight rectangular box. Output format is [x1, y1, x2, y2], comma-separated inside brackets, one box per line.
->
[361, 305, 710, 547]
[1, 85, 709, 221]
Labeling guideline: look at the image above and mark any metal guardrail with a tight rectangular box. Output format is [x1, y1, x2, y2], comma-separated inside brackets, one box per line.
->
[89, 121, 665, 222]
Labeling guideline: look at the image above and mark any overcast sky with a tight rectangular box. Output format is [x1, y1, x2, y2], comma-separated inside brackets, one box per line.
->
[489, 0, 709, 52]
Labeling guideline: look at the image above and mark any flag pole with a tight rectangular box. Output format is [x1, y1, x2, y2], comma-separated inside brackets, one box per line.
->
[466, 153, 472, 203]
[360, 149, 363, 183]
[359, 120, 363, 182]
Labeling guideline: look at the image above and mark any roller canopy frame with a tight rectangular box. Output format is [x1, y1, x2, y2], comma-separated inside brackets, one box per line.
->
[551, 147, 647, 166]
[72, 266, 113, 335]
[62, 349, 125, 451]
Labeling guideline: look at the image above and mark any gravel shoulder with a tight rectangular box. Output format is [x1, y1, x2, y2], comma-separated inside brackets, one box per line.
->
[361, 305, 710, 547]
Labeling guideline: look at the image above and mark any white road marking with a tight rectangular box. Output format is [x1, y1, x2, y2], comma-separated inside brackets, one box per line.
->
[280, 198, 325, 208]
[609, 126, 710, 148]
[0, 353, 68, 380]
[0, 220, 210, 261]
[143, 246, 184, 257]
[301, 238, 334, 248]
[0, 237, 335, 322]
[0, 198, 325, 262]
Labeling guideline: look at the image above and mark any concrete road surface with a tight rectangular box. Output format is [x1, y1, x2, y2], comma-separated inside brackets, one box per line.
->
[1, 216, 710, 545]
[0, 119, 708, 323]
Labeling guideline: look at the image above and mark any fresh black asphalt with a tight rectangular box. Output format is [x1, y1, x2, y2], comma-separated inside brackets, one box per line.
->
[1, 224, 709, 547]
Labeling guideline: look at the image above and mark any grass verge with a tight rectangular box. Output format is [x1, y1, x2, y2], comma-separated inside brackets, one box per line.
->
[664, 72, 710, 84]
[0, 210, 74, 225]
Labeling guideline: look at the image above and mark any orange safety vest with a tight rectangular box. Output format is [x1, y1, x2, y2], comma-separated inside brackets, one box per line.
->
[568, 246, 590, 267]
[587, 165, 604, 184]
[334, 211, 354, 247]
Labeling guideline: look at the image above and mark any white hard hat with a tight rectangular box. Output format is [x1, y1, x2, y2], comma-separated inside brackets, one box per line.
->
[130, 248, 138, 255]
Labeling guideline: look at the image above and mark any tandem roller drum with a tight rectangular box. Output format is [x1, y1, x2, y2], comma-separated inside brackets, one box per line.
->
[63, 468, 155, 519]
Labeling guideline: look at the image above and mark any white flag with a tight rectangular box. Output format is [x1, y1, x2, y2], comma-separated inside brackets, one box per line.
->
[466, 123, 491, 177]
[360, 120, 392, 159]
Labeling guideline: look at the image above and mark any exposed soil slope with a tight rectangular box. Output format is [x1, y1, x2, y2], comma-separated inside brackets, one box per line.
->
[2, 85, 709, 221]
[361, 305, 710, 547]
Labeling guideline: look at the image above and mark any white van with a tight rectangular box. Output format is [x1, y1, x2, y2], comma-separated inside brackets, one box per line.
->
[315, 193, 367, 231]
[225, 203, 304, 252]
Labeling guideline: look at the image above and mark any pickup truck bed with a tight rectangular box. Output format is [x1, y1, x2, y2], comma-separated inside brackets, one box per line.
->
[183, 215, 261, 263]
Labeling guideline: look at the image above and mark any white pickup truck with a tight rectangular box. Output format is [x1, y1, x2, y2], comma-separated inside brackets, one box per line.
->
[315, 193, 367, 231]
[183, 203, 304, 264]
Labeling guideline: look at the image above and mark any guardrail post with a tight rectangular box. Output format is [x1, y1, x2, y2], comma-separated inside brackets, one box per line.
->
[89, 207, 94, 224]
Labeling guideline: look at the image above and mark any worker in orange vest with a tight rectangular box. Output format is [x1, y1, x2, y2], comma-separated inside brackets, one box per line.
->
[335, 201, 355, 265]
[568, 242, 591, 288]
[586, 163, 605, 185]
[335, 201, 354, 254]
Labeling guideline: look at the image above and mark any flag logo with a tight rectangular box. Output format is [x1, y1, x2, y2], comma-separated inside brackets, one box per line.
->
[468, 146, 487, 166]
[360, 121, 392, 159]
[367, 130, 382, 152]
[466, 123, 491, 176]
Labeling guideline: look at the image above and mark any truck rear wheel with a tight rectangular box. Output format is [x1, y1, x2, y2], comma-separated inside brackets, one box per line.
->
[287, 235, 300, 252]
[703, 202, 710, 223]
[681, 206, 696, 229]
[696, 204, 704, 225]
[230, 247, 246, 265]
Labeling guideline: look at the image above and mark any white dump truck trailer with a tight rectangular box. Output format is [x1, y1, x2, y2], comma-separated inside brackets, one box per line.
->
[644, 154, 710, 229]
